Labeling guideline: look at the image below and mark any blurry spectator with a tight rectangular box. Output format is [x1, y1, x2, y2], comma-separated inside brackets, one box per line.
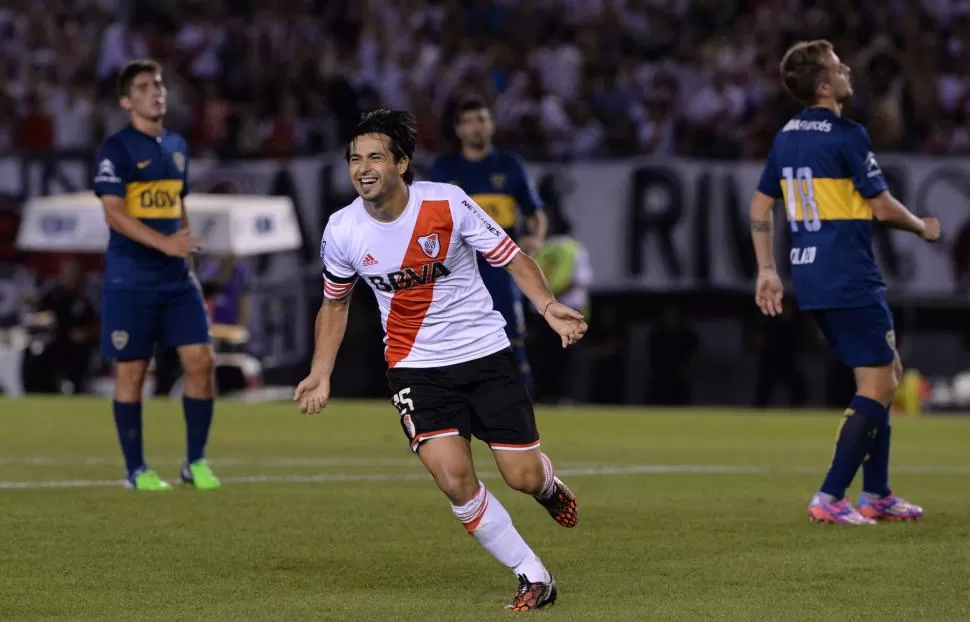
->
[22, 258, 99, 394]
[529, 211, 593, 403]
[49, 79, 97, 150]
[97, 20, 149, 83]
[18, 91, 53, 152]
[197, 254, 252, 329]
[0, 0, 969, 159]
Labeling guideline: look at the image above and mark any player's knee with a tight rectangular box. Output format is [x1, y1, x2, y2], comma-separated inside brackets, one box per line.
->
[501, 460, 545, 496]
[433, 466, 480, 505]
[856, 365, 898, 406]
[114, 360, 148, 401]
[181, 347, 215, 377]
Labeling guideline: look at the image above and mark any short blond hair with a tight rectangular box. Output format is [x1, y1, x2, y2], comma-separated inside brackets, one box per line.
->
[780, 40, 835, 105]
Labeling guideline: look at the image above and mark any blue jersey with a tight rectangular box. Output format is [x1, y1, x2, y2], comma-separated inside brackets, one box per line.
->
[757, 108, 889, 310]
[428, 150, 541, 239]
[428, 149, 542, 343]
[93, 125, 191, 290]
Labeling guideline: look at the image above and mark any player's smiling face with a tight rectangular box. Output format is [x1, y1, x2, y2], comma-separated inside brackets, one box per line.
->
[347, 133, 408, 203]
[456, 109, 494, 150]
[123, 71, 167, 121]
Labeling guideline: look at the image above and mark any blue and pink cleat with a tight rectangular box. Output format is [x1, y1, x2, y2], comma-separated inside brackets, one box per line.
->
[856, 492, 924, 522]
[808, 494, 876, 525]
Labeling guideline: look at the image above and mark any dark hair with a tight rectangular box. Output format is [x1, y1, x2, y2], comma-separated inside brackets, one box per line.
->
[345, 108, 417, 184]
[454, 95, 489, 126]
[779, 39, 834, 105]
[117, 59, 162, 99]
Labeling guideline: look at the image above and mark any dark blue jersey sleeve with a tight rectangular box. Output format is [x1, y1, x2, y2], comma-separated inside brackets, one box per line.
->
[93, 139, 131, 198]
[842, 125, 889, 199]
[181, 150, 190, 198]
[427, 155, 450, 182]
[510, 153, 542, 215]
[756, 146, 782, 199]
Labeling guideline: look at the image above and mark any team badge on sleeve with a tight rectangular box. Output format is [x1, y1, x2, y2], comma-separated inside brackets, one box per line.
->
[173, 152, 186, 173]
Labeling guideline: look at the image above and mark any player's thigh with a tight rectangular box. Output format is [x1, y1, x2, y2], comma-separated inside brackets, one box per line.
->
[100, 289, 158, 360]
[813, 301, 897, 400]
[464, 349, 540, 452]
[415, 434, 481, 504]
[387, 367, 472, 454]
[161, 285, 211, 350]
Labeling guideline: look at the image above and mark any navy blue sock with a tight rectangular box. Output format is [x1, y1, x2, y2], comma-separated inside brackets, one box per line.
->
[113, 400, 145, 476]
[512, 344, 535, 401]
[183, 397, 214, 465]
[862, 406, 892, 498]
[819, 395, 887, 499]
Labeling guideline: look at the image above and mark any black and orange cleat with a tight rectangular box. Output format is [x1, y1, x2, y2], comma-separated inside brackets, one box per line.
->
[505, 574, 557, 612]
[536, 477, 579, 528]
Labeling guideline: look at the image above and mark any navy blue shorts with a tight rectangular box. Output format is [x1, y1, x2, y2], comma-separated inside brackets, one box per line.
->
[101, 284, 211, 360]
[811, 299, 896, 369]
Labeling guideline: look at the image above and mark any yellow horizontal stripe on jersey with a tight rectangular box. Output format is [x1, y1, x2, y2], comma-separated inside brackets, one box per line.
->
[125, 180, 184, 219]
[781, 177, 871, 221]
[470, 193, 518, 228]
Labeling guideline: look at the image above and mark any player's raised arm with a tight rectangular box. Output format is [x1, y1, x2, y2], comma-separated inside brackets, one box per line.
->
[94, 140, 197, 257]
[456, 192, 586, 347]
[750, 148, 784, 316]
[296, 224, 358, 414]
[843, 126, 940, 241]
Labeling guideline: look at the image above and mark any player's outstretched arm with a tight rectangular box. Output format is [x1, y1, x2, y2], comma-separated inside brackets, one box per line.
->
[295, 294, 352, 414]
[505, 252, 587, 348]
[101, 196, 199, 258]
[750, 190, 784, 316]
[868, 192, 940, 241]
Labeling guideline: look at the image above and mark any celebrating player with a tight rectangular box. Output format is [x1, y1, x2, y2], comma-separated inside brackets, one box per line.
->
[296, 109, 585, 611]
[428, 96, 547, 398]
[94, 59, 220, 491]
[749, 40, 939, 524]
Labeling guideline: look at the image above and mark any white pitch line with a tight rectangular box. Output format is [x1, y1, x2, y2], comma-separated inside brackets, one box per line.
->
[1, 464, 969, 491]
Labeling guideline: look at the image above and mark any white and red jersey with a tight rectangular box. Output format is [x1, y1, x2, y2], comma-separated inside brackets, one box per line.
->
[320, 181, 521, 368]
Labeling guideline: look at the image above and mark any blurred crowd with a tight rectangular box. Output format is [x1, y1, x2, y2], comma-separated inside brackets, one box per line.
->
[3, 0, 970, 161]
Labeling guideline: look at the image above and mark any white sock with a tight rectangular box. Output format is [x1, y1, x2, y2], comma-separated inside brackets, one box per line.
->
[536, 453, 556, 500]
[452, 481, 551, 583]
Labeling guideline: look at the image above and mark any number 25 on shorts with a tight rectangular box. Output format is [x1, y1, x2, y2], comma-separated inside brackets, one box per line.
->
[393, 387, 415, 416]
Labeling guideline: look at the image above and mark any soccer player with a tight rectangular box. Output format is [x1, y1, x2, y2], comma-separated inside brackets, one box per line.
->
[428, 97, 547, 398]
[749, 40, 940, 524]
[93, 59, 220, 491]
[296, 109, 585, 610]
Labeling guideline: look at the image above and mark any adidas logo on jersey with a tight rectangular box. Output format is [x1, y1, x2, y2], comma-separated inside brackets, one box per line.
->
[363, 253, 379, 267]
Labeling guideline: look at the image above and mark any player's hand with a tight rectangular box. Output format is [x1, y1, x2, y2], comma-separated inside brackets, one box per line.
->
[161, 228, 201, 258]
[294, 372, 331, 415]
[543, 301, 588, 348]
[920, 217, 941, 242]
[519, 235, 542, 255]
[755, 268, 784, 317]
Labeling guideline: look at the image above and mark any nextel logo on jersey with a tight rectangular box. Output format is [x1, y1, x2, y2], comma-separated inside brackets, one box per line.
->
[461, 200, 502, 237]
[417, 233, 440, 259]
[366, 261, 451, 292]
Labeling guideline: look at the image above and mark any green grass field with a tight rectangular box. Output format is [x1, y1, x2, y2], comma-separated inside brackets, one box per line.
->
[1, 398, 969, 621]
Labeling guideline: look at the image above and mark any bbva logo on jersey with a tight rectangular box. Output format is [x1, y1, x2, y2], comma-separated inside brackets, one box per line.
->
[366, 261, 451, 292]
[416, 233, 440, 259]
